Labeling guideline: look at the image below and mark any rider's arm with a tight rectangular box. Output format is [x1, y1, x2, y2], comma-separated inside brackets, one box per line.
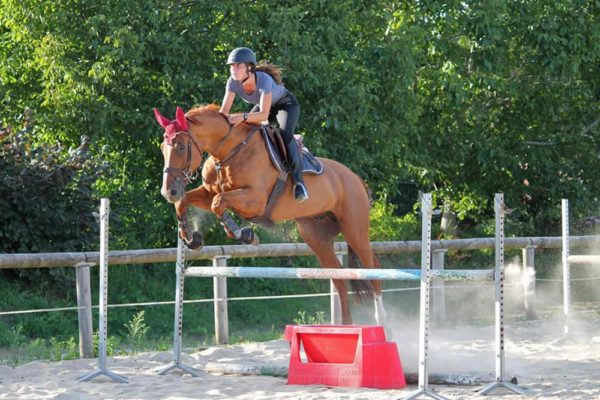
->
[246, 91, 272, 123]
[227, 91, 272, 126]
[219, 90, 236, 114]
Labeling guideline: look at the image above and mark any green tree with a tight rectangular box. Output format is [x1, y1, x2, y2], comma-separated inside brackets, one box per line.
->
[1, 0, 600, 346]
[0, 118, 107, 289]
[1, 0, 599, 244]
[386, 1, 600, 232]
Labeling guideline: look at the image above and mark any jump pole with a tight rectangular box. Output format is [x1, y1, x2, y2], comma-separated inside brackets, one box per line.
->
[184, 267, 494, 281]
[479, 193, 527, 395]
[156, 237, 204, 376]
[78, 198, 128, 383]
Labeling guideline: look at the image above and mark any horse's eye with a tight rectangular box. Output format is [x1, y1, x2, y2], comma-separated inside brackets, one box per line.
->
[176, 142, 186, 152]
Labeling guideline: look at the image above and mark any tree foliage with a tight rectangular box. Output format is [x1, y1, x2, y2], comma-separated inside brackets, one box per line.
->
[388, 1, 600, 231]
[1, 0, 600, 345]
[0, 117, 108, 289]
[1, 0, 599, 250]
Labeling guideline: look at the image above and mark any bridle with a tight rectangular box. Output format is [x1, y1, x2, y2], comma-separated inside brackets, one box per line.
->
[162, 131, 204, 186]
[162, 116, 259, 189]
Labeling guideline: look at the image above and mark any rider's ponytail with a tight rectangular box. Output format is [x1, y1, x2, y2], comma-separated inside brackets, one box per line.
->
[255, 63, 283, 85]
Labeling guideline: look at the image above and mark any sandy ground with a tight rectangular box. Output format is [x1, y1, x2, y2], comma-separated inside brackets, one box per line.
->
[1, 317, 599, 400]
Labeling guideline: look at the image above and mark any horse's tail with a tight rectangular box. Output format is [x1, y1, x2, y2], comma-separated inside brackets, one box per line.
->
[348, 246, 374, 304]
[346, 179, 378, 303]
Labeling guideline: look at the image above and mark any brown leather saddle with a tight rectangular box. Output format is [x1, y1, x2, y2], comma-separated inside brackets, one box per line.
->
[260, 126, 323, 175]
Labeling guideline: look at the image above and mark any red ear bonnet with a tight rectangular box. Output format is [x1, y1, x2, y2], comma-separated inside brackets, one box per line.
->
[154, 107, 189, 144]
[175, 107, 189, 131]
[154, 108, 171, 128]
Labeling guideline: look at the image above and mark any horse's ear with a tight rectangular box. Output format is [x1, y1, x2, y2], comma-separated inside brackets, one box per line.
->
[154, 108, 171, 128]
[176, 107, 188, 131]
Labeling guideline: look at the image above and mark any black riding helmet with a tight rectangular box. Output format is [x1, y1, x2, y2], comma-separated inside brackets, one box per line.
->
[227, 47, 256, 65]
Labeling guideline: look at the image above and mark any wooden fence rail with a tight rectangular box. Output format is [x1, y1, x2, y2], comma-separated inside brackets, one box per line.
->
[2, 236, 599, 270]
[1, 235, 599, 358]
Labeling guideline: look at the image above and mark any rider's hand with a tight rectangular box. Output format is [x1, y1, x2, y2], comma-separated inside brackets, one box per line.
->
[227, 113, 246, 126]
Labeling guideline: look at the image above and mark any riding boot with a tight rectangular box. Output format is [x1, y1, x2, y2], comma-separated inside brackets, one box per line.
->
[285, 140, 309, 203]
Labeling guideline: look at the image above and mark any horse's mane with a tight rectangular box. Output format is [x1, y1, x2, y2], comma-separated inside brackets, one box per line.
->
[186, 103, 222, 119]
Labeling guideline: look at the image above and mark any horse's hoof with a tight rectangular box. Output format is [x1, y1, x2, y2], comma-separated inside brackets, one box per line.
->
[239, 227, 259, 246]
[185, 231, 204, 250]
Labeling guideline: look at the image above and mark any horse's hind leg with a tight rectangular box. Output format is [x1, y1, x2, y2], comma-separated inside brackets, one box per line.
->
[296, 216, 354, 325]
[339, 211, 387, 326]
[348, 247, 386, 326]
[371, 255, 386, 326]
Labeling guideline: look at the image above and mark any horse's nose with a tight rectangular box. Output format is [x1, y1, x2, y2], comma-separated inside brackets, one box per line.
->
[161, 187, 175, 203]
[161, 188, 170, 201]
[161, 184, 182, 203]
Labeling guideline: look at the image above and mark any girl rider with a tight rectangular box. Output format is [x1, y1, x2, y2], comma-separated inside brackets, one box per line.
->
[219, 47, 309, 203]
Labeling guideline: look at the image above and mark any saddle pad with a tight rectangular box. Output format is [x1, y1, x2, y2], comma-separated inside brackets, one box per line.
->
[260, 127, 324, 175]
[296, 134, 324, 175]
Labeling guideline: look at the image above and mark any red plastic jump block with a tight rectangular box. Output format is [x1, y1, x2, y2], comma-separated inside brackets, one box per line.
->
[284, 324, 406, 389]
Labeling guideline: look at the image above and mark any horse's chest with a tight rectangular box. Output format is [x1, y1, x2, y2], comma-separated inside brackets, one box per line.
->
[204, 170, 243, 194]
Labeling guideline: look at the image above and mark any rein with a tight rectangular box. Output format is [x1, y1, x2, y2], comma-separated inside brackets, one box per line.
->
[213, 126, 259, 192]
[214, 126, 259, 171]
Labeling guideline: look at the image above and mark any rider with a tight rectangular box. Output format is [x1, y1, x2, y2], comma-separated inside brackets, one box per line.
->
[219, 47, 309, 203]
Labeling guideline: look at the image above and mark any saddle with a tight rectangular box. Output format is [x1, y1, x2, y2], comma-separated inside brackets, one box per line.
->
[246, 126, 323, 227]
[260, 126, 323, 175]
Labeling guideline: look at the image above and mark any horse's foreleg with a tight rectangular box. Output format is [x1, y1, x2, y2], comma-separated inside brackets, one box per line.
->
[174, 200, 203, 250]
[211, 191, 261, 246]
[174, 186, 213, 250]
[218, 211, 259, 245]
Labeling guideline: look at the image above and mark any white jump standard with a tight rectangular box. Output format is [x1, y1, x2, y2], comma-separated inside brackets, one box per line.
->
[478, 194, 528, 395]
[561, 198, 600, 336]
[155, 238, 205, 377]
[404, 193, 446, 400]
[562, 199, 572, 336]
[78, 199, 129, 384]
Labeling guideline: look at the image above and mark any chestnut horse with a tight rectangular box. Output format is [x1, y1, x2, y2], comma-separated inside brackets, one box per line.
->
[155, 104, 385, 325]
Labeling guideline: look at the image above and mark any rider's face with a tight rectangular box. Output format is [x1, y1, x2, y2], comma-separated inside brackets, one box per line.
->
[230, 63, 249, 81]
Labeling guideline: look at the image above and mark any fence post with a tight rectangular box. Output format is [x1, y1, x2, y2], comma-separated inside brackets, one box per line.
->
[213, 256, 229, 344]
[521, 246, 537, 320]
[75, 263, 94, 358]
[432, 249, 447, 324]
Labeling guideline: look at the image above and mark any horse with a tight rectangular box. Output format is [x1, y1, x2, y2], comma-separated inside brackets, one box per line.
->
[154, 104, 386, 325]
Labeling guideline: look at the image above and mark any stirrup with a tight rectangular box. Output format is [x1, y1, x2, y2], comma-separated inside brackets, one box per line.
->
[293, 182, 309, 203]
